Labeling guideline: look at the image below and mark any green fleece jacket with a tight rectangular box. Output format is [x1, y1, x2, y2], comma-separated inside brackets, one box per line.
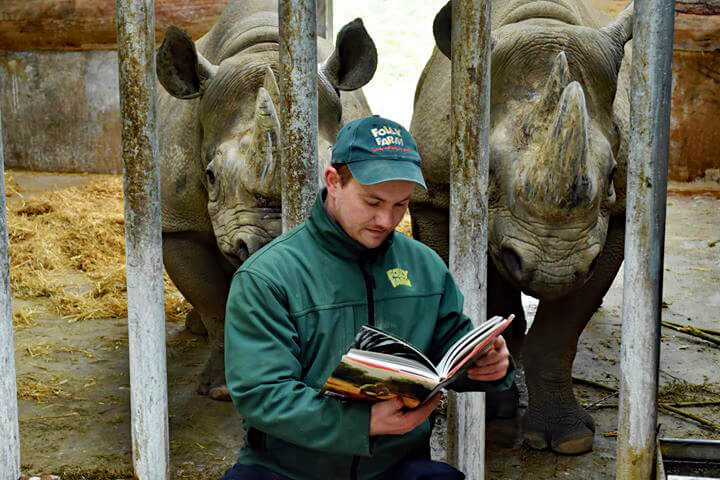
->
[225, 191, 514, 480]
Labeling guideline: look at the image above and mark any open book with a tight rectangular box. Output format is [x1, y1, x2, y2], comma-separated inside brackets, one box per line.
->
[320, 315, 513, 409]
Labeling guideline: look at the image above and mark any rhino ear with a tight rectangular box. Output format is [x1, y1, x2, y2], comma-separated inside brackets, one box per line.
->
[601, 2, 634, 51]
[433, 1, 496, 60]
[433, 1, 453, 59]
[321, 18, 378, 91]
[156, 26, 218, 99]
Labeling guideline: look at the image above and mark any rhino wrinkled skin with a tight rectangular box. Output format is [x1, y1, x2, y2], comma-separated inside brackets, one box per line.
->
[156, 0, 377, 401]
[410, 0, 633, 454]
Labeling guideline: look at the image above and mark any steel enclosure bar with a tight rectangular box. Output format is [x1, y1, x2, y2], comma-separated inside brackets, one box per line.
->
[316, 0, 333, 39]
[447, 0, 492, 477]
[279, 0, 319, 231]
[0, 102, 21, 480]
[115, 1, 169, 479]
[616, 1, 675, 478]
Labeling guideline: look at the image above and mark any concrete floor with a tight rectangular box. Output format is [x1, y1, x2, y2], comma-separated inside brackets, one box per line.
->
[8, 172, 720, 479]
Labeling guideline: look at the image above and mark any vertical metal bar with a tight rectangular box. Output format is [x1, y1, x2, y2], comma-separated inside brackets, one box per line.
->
[279, 0, 319, 232]
[0, 100, 21, 480]
[115, 1, 169, 479]
[616, 1, 675, 478]
[447, 0, 491, 477]
[326, 0, 334, 41]
[316, 0, 327, 38]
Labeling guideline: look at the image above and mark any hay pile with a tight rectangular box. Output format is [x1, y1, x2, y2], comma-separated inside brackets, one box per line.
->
[5, 171, 190, 324]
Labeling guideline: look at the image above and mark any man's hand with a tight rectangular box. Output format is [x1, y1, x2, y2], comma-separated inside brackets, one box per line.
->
[369, 393, 442, 436]
[466, 335, 510, 382]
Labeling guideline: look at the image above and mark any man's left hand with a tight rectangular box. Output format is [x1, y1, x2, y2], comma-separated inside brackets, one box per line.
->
[466, 335, 510, 382]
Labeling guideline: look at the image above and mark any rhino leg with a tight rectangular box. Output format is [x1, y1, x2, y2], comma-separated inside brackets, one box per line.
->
[163, 231, 233, 401]
[486, 260, 526, 420]
[522, 216, 625, 454]
[186, 308, 208, 336]
[410, 186, 450, 261]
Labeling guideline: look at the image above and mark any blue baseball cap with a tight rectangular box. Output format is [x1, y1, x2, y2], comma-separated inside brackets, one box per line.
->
[331, 115, 427, 190]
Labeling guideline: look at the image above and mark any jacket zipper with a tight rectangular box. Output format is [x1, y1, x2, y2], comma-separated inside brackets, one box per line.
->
[352, 259, 376, 479]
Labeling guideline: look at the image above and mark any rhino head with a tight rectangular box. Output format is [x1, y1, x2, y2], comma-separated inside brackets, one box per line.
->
[156, 20, 377, 267]
[434, 2, 633, 300]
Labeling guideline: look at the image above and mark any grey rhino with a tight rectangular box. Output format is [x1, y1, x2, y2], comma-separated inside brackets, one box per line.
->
[156, 0, 377, 400]
[410, 0, 633, 454]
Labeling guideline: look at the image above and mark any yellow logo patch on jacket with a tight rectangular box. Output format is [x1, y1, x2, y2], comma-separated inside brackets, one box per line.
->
[386, 268, 412, 288]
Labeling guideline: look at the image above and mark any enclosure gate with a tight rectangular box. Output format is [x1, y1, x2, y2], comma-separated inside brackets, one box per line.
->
[0, 0, 676, 479]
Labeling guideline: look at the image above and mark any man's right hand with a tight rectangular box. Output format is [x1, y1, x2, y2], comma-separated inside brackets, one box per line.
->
[369, 393, 442, 436]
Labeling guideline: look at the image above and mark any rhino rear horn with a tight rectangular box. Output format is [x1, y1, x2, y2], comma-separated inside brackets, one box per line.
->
[541, 82, 591, 203]
[262, 67, 281, 109]
[527, 52, 572, 133]
[601, 2, 634, 50]
[321, 18, 378, 91]
[247, 86, 281, 198]
[156, 26, 218, 99]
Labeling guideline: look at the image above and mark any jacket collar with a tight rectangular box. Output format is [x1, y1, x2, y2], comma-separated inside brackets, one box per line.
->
[306, 189, 394, 262]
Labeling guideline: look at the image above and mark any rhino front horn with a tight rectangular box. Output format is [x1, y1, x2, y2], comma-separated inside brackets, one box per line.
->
[541, 81, 591, 205]
[246, 80, 281, 199]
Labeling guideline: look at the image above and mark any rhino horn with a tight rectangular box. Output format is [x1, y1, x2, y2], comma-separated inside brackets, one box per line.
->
[601, 2, 634, 51]
[262, 66, 281, 111]
[247, 83, 281, 199]
[526, 51, 572, 136]
[539, 81, 591, 206]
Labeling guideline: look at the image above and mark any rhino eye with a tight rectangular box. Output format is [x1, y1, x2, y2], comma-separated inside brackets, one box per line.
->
[206, 168, 216, 185]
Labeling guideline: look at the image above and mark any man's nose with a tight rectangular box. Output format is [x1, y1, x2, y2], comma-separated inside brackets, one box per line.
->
[375, 209, 394, 229]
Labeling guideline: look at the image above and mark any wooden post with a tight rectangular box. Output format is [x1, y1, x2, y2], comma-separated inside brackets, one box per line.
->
[616, 1, 675, 478]
[447, 0, 492, 477]
[115, 1, 169, 478]
[279, 0, 319, 231]
[0, 94, 21, 480]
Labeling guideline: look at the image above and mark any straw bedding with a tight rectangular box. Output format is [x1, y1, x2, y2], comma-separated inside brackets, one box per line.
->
[5, 171, 191, 325]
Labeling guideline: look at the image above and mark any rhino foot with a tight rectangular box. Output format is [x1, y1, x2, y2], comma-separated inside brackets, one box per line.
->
[522, 404, 595, 454]
[486, 382, 520, 419]
[196, 347, 231, 401]
[185, 308, 208, 336]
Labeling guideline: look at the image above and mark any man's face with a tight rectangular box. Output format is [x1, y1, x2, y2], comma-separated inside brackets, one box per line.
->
[326, 168, 415, 249]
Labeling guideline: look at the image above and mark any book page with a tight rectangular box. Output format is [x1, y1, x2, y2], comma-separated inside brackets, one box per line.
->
[353, 325, 436, 372]
[436, 315, 513, 378]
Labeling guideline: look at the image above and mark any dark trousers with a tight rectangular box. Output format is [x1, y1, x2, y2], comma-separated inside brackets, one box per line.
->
[219, 458, 465, 480]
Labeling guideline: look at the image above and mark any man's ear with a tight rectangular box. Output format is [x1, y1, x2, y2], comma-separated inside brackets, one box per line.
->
[156, 26, 218, 99]
[324, 166, 342, 196]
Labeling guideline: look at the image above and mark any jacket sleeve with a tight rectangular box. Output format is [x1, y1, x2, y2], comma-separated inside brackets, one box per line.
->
[225, 269, 372, 457]
[428, 270, 516, 393]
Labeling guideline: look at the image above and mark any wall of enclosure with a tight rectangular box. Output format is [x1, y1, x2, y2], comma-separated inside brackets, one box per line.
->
[0, 0, 226, 173]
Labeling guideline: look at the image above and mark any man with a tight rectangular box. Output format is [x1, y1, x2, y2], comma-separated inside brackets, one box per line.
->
[223, 115, 515, 480]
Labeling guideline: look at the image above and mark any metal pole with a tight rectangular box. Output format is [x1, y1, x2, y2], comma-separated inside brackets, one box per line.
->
[316, 0, 331, 39]
[447, 0, 491, 477]
[0, 98, 21, 480]
[616, 1, 675, 478]
[279, 0, 319, 231]
[115, 1, 169, 479]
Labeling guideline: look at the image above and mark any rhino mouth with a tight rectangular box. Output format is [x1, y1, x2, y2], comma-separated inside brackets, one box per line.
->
[214, 207, 282, 268]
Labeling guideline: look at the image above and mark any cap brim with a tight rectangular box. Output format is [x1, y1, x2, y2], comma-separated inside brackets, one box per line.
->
[346, 159, 427, 190]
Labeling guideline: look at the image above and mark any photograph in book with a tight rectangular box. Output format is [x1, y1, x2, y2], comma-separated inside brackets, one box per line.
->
[320, 315, 514, 409]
